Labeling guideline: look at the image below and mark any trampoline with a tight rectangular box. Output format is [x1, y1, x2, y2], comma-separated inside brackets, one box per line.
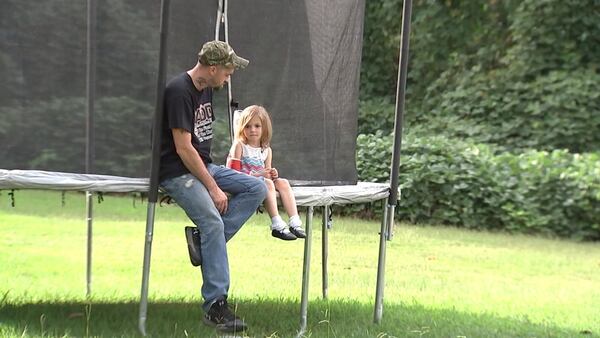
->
[0, 169, 391, 334]
[0, 0, 413, 335]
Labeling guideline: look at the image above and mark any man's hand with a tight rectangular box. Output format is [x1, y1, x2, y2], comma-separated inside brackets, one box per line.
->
[209, 186, 228, 214]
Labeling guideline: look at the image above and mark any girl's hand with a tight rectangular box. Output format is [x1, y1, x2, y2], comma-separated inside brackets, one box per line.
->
[252, 169, 270, 178]
[270, 168, 279, 179]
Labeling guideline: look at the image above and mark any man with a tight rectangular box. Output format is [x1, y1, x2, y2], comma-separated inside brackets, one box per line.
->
[159, 40, 266, 333]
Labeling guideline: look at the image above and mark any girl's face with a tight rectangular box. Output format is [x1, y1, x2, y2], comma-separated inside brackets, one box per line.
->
[243, 115, 263, 145]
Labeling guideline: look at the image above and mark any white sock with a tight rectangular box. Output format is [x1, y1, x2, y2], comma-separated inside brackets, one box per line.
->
[271, 215, 285, 230]
[289, 215, 302, 228]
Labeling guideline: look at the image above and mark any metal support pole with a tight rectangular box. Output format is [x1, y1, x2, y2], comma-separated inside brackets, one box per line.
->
[223, 0, 229, 43]
[85, 191, 93, 296]
[374, 0, 412, 323]
[138, 202, 156, 336]
[297, 206, 314, 337]
[222, 0, 235, 142]
[138, 0, 170, 335]
[386, 204, 396, 241]
[387, 0, 412, 208]
[321, 205, 329, 299]
[214, 0, 235, 142]
[85, 0, 96, 298]
[374, 202, 394, 323]
[214, 0, 223, 40]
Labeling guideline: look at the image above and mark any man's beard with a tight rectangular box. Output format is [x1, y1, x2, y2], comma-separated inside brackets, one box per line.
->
[208, 77, 227, 90]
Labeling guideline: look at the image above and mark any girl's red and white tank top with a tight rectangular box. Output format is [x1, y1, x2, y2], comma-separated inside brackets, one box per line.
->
[240, 143, 269, 175]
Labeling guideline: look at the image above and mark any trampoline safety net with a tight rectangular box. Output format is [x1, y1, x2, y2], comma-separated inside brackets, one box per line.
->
[0, 0, 365, 186]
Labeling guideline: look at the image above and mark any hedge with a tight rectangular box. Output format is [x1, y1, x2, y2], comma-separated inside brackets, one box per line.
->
[355, 132, 600, 240]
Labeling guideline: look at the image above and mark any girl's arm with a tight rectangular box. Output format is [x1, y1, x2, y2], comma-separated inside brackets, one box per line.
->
[226, 141, 244, 170]
[265, 148, 278, 179]
[232, 141, 243, 159]
[264, 147, 272, 169]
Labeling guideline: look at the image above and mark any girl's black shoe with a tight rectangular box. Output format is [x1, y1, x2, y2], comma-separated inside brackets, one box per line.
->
[271, 228, 297, 240]
[289, 225, 306, 239]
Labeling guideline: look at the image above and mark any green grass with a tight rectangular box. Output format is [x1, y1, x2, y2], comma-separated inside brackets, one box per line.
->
[1, 190, 599, 337]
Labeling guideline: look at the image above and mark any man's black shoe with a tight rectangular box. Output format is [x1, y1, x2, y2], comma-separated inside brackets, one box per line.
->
[203, 298, 248, 333]
[185, 226, 202, 266]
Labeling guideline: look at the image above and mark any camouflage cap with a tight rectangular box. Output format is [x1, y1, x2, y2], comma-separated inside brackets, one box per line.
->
[198, 40, 249, 69]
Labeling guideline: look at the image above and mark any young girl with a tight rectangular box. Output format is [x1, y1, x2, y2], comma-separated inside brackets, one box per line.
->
[227, 105, 306, 240]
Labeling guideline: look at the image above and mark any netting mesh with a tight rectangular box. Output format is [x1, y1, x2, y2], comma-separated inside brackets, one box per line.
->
[0, 0, 364, 185]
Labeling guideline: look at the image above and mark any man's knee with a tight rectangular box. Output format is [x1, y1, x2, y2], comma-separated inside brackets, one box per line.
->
[188, 205, 225, 234]
[253, 178, 268, 199]
[201, 219, 225, 236]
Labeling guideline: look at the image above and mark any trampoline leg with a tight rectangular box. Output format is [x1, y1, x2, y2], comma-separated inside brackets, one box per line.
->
[321, 205, 328, 299]
[297, 206, 313, 338]
[138, 202, 157, 336]
[86, 191, 93, 297]
[374, 202, 394, 323]
[214, 0, 223, 40]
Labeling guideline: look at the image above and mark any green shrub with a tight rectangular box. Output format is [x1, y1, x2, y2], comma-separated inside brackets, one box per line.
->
[492, 150, 600, 240]
[354, 132, 600, 240]
[358, 97, 396, 135]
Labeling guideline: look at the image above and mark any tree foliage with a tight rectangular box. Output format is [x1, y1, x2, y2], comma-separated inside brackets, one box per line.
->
[504, 0, 600, 77]
[361, 0, 516, 101]
[422, 69, 600, 152]
[360, 0, 600, 152]
[0, 0, 159, 102]
[0, 97, 153, 177]
[0, 0, 161, 175]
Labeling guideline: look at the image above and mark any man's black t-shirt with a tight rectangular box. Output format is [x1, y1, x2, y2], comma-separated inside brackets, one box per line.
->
[159, 72, 214, 183]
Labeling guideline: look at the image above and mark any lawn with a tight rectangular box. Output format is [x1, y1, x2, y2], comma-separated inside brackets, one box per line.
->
[1, 190, 599, 337]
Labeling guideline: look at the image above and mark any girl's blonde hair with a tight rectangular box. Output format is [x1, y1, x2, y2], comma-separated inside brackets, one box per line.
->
[235, 105, 272, 148]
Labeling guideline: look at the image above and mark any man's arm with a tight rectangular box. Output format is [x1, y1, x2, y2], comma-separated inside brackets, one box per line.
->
[172, 128, 228, 214]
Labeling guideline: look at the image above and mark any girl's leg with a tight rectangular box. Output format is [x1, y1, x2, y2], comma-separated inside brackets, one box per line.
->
[275, 178, 306, 238]
[274, 178, 298, 217]
[263, 179, 280, 218]
[266, 178, 296, 240]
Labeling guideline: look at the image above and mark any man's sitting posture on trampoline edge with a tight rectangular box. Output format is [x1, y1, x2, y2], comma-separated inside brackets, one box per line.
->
[159, 40, 266, 333]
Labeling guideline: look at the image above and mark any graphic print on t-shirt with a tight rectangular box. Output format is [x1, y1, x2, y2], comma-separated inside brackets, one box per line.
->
[194, 102, 213, 142]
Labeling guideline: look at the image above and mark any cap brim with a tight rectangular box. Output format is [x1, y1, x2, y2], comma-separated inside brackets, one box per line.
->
[232, 54, 249, 69]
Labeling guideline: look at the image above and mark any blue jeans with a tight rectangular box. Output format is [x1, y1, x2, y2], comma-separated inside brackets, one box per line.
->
[160, 164, 267, 312]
